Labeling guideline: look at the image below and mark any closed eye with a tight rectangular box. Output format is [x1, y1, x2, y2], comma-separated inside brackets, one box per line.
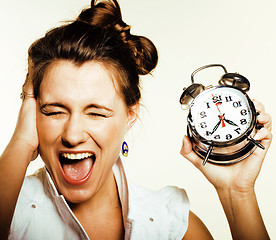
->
[85, 104, 113, 118]
[39, 103, 67, 117]
[42, 111, 65, 116]
[87, 112, 107, 118]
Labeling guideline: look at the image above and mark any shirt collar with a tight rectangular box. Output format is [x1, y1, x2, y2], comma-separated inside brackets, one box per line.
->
[43, 157, 133, 239]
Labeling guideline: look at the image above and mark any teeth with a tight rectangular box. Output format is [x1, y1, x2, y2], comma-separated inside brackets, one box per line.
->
[61, 152, 93, 160]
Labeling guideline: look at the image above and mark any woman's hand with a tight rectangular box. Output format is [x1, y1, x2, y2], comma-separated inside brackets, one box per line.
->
[180, 99, 272, 194]
[11, 74, 39, 161]
[0, 73, 39, 239]
[180, 99, 272, 239]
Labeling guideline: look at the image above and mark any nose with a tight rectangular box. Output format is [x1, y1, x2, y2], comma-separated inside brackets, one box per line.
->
[61, 114, 88, 148]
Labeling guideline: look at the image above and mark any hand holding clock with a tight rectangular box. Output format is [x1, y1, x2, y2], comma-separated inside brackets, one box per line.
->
[180, 99, 272, 239]
[181, 99, 272, 192]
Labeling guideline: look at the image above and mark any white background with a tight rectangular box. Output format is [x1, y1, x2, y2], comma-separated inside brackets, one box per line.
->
[0, 0, 275, 239]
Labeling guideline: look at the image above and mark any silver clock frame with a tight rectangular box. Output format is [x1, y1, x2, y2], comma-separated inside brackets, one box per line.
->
[187, 85, 258, 165]
[180, 64, 264, 165]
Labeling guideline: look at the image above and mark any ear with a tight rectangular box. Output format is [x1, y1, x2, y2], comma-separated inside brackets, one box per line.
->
[127, 103, 140, 130]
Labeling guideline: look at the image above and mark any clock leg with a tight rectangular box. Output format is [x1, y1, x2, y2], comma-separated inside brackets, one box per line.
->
[247, 136, 265, 150]
[203, 145, 214, 165]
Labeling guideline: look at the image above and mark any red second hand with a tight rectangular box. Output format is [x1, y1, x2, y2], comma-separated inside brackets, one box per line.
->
[220, 115, 226, 127]
[212, 94, 226, 127]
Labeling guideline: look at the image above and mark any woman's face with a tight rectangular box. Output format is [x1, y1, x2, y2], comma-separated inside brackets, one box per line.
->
[36, 60, 136, 203]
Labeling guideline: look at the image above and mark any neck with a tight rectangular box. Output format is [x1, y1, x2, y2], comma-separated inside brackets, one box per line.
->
[69, 170, 121, 214]
[68, 170, 125, 239]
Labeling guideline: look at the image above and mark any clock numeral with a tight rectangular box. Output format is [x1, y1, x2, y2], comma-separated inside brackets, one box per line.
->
[235, 128, 241, 134]
[233, 101, 242, 108]
[200, 122, 207, 128]
[214, 135, 220, 140]
[206, 132, 221, 139]
[206, 102, 211, 109]
[206, 131, 212, 136]
[213, 95, 222, 104]
[226, 134, 232, 140]
[200, 111, 207, 118]
[225, 96, 233, 102]
[240, 109, 247, 116]
[240, 119, 247, 125]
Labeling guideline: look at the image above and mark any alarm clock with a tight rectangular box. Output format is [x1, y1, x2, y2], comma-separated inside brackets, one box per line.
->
[180, 64, 264, 165]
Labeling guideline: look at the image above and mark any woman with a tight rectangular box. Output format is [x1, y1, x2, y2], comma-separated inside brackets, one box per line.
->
[0, 0, 272, 239]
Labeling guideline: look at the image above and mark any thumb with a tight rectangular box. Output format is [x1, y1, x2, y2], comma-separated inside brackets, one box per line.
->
[180, 135, 204, 168]
[180, 135, 193, 155]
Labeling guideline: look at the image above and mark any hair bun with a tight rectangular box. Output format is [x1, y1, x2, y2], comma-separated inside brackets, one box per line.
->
[113, 22, 158, 75]
[127, 35, 158, 75]
[77, 0, 121, 28]
[77, 0, 158, 75]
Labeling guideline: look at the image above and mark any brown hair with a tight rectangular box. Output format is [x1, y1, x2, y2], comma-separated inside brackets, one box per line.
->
[27, 0, 158, 108]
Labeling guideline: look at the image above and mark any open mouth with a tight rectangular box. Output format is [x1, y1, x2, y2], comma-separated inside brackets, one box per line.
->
[59, 152, 96, 185]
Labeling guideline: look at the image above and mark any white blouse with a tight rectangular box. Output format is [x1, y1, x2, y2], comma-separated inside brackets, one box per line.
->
[9, 158, 189, 240]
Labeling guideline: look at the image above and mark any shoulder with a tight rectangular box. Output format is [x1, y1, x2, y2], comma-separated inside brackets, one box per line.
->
[9, 168, 60, 239]
[183, 211, 213, 240]
[129, 183, 189, 213]
[21, 168, 46, 193]
[10, 168, 48, 221]
[128, 183, 190, 239]
[14, 168, 47, 207]
[129, 182, 189, 204]
[158, 185, 189, 208]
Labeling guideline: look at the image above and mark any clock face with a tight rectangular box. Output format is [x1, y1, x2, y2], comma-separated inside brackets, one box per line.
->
[189, 86, 254, 144]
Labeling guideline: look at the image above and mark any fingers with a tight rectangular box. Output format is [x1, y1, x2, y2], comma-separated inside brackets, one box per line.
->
[16, 73, 38, 156]
[20, 91, 35, 101]
[254, 127, 273, 148]
[253, 99, 272, 129]
[257, 112, 272, 131]
[252, 99, 272, 139]
[252, 99, 265, 113]
[20, 73, 35, 101]
[250, 99, 273, 157]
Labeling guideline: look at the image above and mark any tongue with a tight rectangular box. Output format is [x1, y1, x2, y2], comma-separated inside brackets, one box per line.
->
[62, 158, 93, 181]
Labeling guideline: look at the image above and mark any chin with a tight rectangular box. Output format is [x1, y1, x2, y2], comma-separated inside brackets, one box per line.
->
[62, 188, 96, 204]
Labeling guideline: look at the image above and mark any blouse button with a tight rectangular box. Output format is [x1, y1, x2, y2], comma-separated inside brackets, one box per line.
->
[31, 204, 36, 209]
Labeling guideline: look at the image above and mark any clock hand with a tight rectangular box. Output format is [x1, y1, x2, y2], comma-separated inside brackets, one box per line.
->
[220, 114, 226, 127]
[224, 118, 238, 127]
[212, 94, 226, 127]
[211, 118, 222, 134]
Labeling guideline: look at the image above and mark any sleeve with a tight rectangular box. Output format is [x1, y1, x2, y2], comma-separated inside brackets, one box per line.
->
[159, 186, 190, 239]
[8, 177, 35, 240]
[8, 172, 45, 240]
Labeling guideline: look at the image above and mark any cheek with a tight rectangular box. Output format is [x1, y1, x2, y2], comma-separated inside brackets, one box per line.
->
[90, 118, 127, 152]
[37, 114, 49, 144]
[36, 114, 63, 147]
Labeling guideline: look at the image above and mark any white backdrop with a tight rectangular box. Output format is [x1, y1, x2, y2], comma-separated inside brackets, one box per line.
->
[0, 0, 275, 239]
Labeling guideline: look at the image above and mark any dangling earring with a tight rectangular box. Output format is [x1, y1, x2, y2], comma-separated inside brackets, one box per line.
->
[121, 141, 129, 157]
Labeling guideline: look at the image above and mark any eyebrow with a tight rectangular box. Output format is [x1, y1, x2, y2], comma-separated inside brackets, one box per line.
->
[40, 102, 113, 112]
[40, 102, 66, 110]
[85, 103, 113, 112]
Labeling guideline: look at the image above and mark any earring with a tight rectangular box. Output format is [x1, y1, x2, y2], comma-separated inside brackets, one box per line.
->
[121, 141, 129, 157]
